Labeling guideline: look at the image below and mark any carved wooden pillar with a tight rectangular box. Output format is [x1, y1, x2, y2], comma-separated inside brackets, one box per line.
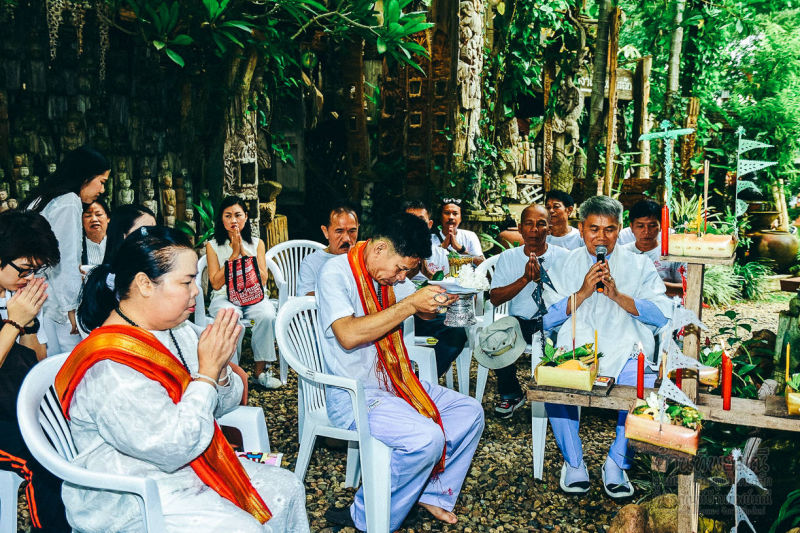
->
[633, 56, 652, 179]
[601, 7, 620, 196]
[341, 39, 369, 202]
[454, 0, 483, 166]
[680, 96, 700, 182]
[542, 60, 556, 192]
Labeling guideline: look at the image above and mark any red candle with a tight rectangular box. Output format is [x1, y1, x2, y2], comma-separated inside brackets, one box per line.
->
[722, 351, 732, 410]
[661, 193, 670, 256]
[675, 368, 683, 389]
[637, 343, 645, 399]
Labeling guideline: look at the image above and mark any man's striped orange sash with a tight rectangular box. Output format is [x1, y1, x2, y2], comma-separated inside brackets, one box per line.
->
[348, 241, 446, 474]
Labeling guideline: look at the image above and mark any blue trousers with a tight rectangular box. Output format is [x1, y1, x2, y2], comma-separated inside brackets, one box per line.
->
[545, 358, 658, 469]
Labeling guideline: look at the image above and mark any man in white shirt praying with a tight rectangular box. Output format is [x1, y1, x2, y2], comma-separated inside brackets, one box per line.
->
[404, 200, 467, 377]
[431, 198, 485, 264]
[316, 212, 484, 531]
[296, 203, 359, 296]
[489, 204, 568, 418]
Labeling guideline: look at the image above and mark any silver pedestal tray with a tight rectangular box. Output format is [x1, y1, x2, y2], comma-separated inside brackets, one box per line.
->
[444, 294, 477, 327]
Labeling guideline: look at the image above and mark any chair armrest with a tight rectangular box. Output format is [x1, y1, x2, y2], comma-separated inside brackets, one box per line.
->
[266, 257, 288, 306]
[217, 405, 270, 453]
[408, 345, 437, 383]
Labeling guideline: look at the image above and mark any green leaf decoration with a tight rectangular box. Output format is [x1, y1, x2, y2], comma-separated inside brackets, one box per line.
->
[165, 48, 185, 67]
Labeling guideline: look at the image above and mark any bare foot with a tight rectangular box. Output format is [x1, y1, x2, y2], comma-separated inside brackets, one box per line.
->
[419, 502, 457, 525]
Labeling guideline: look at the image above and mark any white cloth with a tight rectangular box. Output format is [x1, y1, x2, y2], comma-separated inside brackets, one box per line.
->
[0, 291, 48, 345]
[431, 228, 484, 256]
[296, 249, 335, 296]
[84, 236, 107, 266]
[35, 193, 83, 324]
[413, 244, 450, 282]
[491, 244, 568, 319]
[621, 242, 685, 283]
[315, 254, 415, 428]
[62, 321, 309, 533]
[542, 246, 673, 379]
[617, 227, 636, 246]
[546, 226, 584, 250]
[207, 238, 276, 363]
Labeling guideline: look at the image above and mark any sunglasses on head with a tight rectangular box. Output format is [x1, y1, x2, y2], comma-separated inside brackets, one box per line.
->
[441, 198, 463, 206]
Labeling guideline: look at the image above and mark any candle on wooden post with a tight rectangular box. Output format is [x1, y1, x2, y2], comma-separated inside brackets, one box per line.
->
[637, 341, 645, 399]
[786, 343, 791, 384]
[571, 294, 576, 354]
[594, 330, 598, 367]
[722, 347, 733, 411]
[661, 192, 670, 256]
[696, 194, 703, 235]
[675, 368, 683, 389]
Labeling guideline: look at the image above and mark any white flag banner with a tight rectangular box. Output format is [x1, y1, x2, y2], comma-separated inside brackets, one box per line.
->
[658, 377, 698, 409]
[727, 449, 765, 533]
[666, 349, 706, 374]
[731, 505, 757, 533]
[738, 159, 777, 177]
[668, 304, 707, 334]
[738, 138, 773, 154]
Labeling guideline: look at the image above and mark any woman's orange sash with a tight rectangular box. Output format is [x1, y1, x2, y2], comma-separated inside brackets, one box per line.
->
[54, 324, 272, 524]
[347, 241, 446, 474]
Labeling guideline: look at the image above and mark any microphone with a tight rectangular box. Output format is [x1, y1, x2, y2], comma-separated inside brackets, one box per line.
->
[595, 245, 607, 293]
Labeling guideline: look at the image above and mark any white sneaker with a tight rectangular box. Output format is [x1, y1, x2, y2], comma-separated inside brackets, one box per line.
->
[257, 371, 282, 389]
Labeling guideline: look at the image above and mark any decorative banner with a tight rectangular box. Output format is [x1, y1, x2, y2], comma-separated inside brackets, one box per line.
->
[658, 375, 698, 410]
[737, 159, 777, 178]
[668, 300, 707, 333]
[738, 138, 773, 155]
[726, 448, 765, 533]
[639, 120, 695, 204]
[735, 127, 775, 227]
[665, 348, 705, 374]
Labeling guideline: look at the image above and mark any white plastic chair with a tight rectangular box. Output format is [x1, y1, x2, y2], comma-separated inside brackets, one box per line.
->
[265, 240, 326, 307]
[17, 354, 272, 532]
[275, 297, 392, 533]
[0, 470, 23, 533]
[402, 315, 472, 394]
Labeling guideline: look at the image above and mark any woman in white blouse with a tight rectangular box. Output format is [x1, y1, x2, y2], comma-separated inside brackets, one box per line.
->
[64, 226, 309, 532]
[205, 196, 280, 389]
[81, 199, 110, 267]
[27, 146, 109, 353]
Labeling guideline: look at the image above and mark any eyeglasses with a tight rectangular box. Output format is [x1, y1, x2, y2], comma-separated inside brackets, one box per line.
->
[441, 198, 463, 206]
[7, 261, 48, 278]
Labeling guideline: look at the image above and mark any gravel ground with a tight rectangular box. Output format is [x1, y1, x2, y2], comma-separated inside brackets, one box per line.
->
[15, 293, 792, 532]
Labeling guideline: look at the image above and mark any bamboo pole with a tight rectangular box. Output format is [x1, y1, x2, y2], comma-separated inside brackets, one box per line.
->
[602, 7, 621, 196]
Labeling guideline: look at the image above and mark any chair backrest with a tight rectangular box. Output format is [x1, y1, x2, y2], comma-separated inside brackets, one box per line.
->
[275, 297, 330, 422]
[194, 255, 210, 327]
[475, 254, 501, 315]
[265, 240, 326, 303]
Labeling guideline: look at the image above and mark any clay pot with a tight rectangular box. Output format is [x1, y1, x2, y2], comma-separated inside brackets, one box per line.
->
[748, 230, 799, 273]
[748, 210, 780, 230]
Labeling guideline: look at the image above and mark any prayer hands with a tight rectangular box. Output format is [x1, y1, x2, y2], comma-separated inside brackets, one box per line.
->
[441, 227, 456, 250]
[7, 278, 48, 327]
[523, 253, 541, 283]
[410, 285, 459, 314]
[230, 226, 243, 257]
[198, 307, 242, 379]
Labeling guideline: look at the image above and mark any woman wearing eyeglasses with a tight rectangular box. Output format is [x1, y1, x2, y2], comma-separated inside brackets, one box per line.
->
[0, 210, 70, 531]
[433, 198, 485, 264]
[27, 146, 110, 353]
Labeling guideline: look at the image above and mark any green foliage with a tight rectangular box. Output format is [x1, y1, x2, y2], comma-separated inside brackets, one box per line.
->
[769, 489, 800, 533]
[733, 260, 774, 301]
[176, 196, 216, 249]
[713, 309, 770, 400]
[703, 265, 742, 307]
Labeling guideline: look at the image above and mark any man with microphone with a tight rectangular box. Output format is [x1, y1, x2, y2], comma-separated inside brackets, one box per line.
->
[541, 195, 672, 499]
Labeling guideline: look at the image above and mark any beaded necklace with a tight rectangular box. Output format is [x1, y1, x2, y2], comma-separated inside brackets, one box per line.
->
[115, 307, 190, 371]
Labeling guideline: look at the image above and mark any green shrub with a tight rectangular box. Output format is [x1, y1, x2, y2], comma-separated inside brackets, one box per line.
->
[733, 260, 775, 300]
[703, 265, 742, 307]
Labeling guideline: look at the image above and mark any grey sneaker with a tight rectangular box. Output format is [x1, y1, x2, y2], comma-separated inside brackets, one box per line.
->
[257, 371, 282, 389]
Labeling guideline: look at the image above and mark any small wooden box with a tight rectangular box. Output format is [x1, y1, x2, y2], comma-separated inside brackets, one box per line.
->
[625, 414, 701, 455]
[787, 386, 800, 416]
[534, 362, 598, 392]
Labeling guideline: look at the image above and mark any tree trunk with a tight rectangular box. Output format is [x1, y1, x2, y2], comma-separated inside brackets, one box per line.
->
[584, 0, 612, 193]
[664, 0, 685, 119]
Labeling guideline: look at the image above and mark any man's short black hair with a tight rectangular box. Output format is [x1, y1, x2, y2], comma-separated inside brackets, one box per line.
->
[321, 201, 359, 227]
[629, 199, 661, 222]
[402, 200, 429, 217]
[545, 190, 575, 208]
[373, 212, 432, 260]
[0, 211, 60, 268]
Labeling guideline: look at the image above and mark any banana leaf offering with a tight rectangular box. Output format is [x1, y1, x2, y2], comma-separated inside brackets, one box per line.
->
[540, 341, 603, 367]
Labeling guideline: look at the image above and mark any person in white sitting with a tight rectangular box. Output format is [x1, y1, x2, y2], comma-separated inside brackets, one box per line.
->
[431, 198, 485, 264]
[545, 190, 583, 250]
[317, 212, 484, 532]
[296, 203, 359, 296]
[542, 196, 672, 499]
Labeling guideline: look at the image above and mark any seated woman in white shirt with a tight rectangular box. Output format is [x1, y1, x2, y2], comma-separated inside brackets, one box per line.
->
[101, 204, 156, 265]
[64, 225, 309, 532]
[81, 199, 110, 268]
[205, 196, 280, 389]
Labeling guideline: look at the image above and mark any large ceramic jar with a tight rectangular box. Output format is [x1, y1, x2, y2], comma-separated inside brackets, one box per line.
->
[749, 230, 799, 272]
